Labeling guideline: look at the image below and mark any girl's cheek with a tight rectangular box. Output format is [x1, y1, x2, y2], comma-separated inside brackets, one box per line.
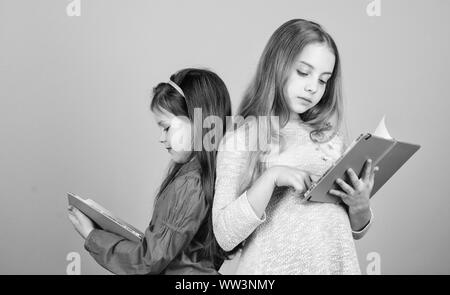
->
[319, 88, 326, 99]
[170, 126, 192, 152]
[167, 116, 192, 152]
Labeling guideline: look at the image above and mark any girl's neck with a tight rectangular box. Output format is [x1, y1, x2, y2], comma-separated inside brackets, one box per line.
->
[288, 112, 303, 123]
[182, 155, 196, 165]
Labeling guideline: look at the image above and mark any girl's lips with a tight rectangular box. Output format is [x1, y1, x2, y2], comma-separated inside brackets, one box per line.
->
[298, 96, 312, 103]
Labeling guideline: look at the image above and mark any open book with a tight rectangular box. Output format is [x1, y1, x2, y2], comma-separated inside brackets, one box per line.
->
[67, 192, 144, 242]
[303, 116, 421, 204]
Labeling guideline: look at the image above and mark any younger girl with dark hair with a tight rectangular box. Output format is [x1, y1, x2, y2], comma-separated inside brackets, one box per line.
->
[68, 68, 231, 274]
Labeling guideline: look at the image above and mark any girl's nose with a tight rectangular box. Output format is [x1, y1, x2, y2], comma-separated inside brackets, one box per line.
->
[305, 80, 318, 94]
[159, 131, 166, 143]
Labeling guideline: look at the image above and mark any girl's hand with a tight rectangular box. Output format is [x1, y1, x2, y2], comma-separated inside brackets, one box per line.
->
[68, 206, 95, 240]
[329, 159, 379, 211]
[269, 165, 312, 193]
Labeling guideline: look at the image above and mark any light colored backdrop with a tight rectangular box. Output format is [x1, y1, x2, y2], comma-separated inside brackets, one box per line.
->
[0, 0, 449, 274]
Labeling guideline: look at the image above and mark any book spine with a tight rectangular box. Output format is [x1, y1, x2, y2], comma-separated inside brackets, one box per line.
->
[374, 140, 397, 166]
[304, 134, 366, 200]
[92, 207, 143, 240]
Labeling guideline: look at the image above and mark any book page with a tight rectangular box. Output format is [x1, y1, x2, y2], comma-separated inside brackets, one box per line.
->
[85, 199, 115, 217]
[85, 198, 143, 237]
[373, 115, 393, 140]
[315, 116, 393, 183]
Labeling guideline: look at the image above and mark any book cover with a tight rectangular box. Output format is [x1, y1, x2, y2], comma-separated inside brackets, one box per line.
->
[67, 192, 144, 242]
[303, 117, 420, 203]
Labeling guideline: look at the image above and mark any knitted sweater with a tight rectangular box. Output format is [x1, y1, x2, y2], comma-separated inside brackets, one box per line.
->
[212, 119, 372, 275]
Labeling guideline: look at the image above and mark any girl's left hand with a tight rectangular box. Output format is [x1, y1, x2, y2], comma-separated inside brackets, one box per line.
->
[328, 159, 379, 211]
[68, 206, 95, 239]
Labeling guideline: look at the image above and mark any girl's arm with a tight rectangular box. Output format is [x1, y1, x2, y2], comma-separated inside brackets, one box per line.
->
[246, 166, 311, 218]
[244, 169, 277, 219]
[349, 206, 373, 239]
[213, 124, 311, 251]
[213, 125, 265, 252]
[84, 174, 208, 274]
[329, 159, 376, 240]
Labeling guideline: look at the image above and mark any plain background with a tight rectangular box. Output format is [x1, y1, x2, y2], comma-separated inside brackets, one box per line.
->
[0, 0, 449, 275]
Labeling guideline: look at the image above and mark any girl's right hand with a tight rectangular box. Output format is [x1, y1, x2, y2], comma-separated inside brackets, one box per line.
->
[268, 166, 313, 192]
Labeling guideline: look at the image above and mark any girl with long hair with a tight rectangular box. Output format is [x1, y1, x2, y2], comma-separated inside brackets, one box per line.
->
[213, 19, 377, 274]
[68, 68, 231, 274]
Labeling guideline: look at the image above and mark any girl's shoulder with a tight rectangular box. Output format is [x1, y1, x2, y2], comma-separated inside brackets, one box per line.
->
[159, 158, 204, 210]
[154, 159, 208, 231]
[173, 158, 202, 189]
[162, 158, 203, 196]
[176, 157, 201, 177]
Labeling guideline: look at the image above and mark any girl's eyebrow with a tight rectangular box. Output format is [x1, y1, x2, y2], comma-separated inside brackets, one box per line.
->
[157, 121, 168, 127]
[299, 61, 332, 76]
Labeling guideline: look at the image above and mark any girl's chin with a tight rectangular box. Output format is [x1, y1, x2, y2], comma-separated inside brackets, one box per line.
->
[292, 106, 309, 115]
[289, 102, 311, 115]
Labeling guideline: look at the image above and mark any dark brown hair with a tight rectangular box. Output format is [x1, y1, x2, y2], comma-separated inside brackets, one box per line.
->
[150, 68, 232, 269]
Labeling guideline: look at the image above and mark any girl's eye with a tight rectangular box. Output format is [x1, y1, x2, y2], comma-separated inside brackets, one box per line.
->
[163, 126, 170, 132]
[296, 70, 308, 76]
[319, 80, 327, 85]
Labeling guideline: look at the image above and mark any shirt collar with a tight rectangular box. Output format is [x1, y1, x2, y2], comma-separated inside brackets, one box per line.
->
[176, 156, 201, 176]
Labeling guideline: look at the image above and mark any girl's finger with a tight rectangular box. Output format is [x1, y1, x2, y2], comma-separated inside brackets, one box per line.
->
[68, 209, 75, 217]
[304, 174, 312, 189]
[361, 159, 372, 182]
[336, 178, 354, 195]
[293, 173, 307, 188]
[329, 189, 347, 199]
[68, 214, 79, 225]
[293, 179, 305, 192]
[347, 168, 360, 188]
[68, 210, 78, 220]
[310, 174, 321, 183]
[72, 208, 85, 220]
[370, 166, 379, 183]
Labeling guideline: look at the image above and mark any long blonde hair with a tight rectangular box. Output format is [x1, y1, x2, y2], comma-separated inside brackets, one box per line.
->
[237, 19, 348, 194]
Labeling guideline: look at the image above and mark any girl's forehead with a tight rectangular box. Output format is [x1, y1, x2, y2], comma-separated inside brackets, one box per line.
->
[153, 108, 175, 122]
[295, 43, 335, 73]
[153, 108, 191, 127]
